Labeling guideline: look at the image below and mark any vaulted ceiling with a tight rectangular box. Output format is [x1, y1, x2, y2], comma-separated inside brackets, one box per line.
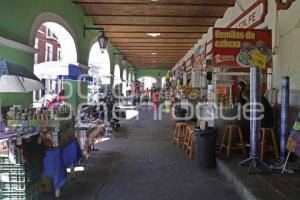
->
[73, 0, 235, 69]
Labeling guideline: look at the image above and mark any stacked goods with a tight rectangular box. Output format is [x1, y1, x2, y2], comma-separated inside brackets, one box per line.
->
[5, 105, 75, 148]
[181, 86, 201, 100]
[38, 118, 75, 148]
[0, 135, 43, 200]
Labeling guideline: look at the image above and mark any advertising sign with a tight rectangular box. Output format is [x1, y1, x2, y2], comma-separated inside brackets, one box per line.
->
[193, 44, 206, 70]
[212, 28, 272, 68]
[251, 50, 267, 69]
[228, 0, 268, 29]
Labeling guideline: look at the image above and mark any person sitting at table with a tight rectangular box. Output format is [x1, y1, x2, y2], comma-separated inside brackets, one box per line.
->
[261, 95, 275, 128]
[238, 88, 275, 145]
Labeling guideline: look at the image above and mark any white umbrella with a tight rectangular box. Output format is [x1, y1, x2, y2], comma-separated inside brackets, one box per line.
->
[34, 61, 69, 79]
[0, 60, 44, 93]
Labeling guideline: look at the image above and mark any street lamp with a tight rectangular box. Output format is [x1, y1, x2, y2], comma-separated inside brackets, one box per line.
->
[83, 25, 108, 53]
[98, 32, 108, 53]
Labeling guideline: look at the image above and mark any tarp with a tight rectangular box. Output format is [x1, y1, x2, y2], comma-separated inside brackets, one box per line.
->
[34, 61, 69, 79]
[42, 139, 82, 190]
[34, 62, 84, 80]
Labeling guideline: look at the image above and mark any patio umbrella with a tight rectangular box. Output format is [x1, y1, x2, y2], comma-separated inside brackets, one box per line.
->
[0, 60, 44, 93]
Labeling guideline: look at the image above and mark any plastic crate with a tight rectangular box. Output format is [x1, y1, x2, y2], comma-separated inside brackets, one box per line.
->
[0, 137, 42, 200]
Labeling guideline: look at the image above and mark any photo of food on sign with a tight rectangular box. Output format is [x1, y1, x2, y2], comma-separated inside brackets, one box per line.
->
[236, 41, 272, 67]
[212, 28, 272, 68]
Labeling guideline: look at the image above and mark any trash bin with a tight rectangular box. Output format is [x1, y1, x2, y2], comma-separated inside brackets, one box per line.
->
[175, 107, 187, 122]
[194, 127, 218, 169]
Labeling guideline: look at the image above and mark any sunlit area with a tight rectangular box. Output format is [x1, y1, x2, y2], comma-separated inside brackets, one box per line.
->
[67, 166, 85, 173]
[2, 1, 300, 200]
[113, 64, 121, 86]
[88, 42, 111, 85]
[33, 22, 78, 104]
[122, 69, 127, 96]
[138, 76, 157, 90]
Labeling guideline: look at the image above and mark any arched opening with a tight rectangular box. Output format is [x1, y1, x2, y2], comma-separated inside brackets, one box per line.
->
[32, 20, 78, 105]
[161, 77, 166, 88]
[88, 42, 111, 85]
[113, 64, 121, 86]
[113, 64, 122, 96]
[128, 72, 132, 83]
[122, 69, 127, 96]
[138, 76, 157, 92]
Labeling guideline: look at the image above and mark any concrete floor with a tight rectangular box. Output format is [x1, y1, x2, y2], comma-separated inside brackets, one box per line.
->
[43, 108, 240, 200]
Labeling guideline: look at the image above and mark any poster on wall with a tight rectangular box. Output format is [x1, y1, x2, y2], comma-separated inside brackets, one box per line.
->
[193, 44, 206, 70]
[212, 28, 272, 68]
[185, 58, 192, 73]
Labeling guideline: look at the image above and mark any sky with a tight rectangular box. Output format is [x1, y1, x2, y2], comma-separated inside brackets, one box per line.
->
[44, 22, 77, 64]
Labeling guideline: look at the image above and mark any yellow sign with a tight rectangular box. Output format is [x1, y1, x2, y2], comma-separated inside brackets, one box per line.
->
[251, 50, 267, 69]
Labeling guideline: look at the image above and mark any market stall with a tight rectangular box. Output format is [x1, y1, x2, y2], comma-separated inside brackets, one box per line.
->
[198, 28, 272, 133]
[0, 60, 45, 199]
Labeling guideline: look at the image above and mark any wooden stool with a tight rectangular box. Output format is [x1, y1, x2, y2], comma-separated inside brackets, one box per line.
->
[172, 122, 187, 147]
[186, 126, 196, 159]
[260, 128, 279, 160]
[183, 127, 191, 150]
[219, 124, 246, 157]
[183, 124, 195, 149]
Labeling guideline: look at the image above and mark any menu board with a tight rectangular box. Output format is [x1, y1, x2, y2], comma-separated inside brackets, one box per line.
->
[212, 28, 272, 68]
[193, 44, 206, 70]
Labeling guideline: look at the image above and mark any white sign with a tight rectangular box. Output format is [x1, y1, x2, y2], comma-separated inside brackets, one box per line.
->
[230, 2, 265, 29]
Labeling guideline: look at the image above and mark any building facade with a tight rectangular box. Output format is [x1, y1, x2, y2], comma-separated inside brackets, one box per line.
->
[34, 24, 61, 64]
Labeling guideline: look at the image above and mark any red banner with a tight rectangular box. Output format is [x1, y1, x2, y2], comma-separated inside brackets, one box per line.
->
[212, 28, 272, 68]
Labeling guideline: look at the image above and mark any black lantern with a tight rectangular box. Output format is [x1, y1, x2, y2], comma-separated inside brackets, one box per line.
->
[98, 32, 108, 53]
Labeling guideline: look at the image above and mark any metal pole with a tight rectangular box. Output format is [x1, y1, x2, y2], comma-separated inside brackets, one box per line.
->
[280, 77, 289, 162]
[249, 67, 261, 161]
[239, 67, 271, 173]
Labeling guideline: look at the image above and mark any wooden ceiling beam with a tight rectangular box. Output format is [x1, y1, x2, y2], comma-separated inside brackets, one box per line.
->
[114, 43, 193, 47]
[73, 0, 235, 6]
[110, 38, 197, 43]
[80, 4, 228, 17]
[116, 46, 190, 50]
[135, 66, 172, 69]
[124, 55, 184, 58]
[92, 16, 216, 26]
[119, 49, 188, 52]
[106, 32, 201, 39]
[99, 25, 208, 33]
[129, 61, 179, 64]
[124, 52, 184, 55]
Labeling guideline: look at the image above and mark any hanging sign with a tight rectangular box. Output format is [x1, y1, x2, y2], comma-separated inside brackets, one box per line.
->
[251, 50, 267, 69]
[228, 0, 268, 29]
[193, 44, 206, 70]
[293, 121, 300, 131]
[212, 28, 272, 68]
[286, 113, 300, 157]
[185, 58, 192, 72]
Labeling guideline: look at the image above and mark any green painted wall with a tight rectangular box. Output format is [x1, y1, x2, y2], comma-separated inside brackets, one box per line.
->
[0, 45, 33, 106]
[0, 0, 97, 64]
[0, 0, 170, 107]
[0, 0, 123, 106]
[136, 68, 169, 87]
[63, 80, 87, 114]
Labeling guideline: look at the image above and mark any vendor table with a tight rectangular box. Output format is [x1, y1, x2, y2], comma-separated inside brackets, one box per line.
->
[75, 122, 104, 158]
[42, 138, 82, 198]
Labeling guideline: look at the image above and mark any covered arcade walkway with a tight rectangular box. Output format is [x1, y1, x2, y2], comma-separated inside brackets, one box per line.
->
[43, 108, 239, 200]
